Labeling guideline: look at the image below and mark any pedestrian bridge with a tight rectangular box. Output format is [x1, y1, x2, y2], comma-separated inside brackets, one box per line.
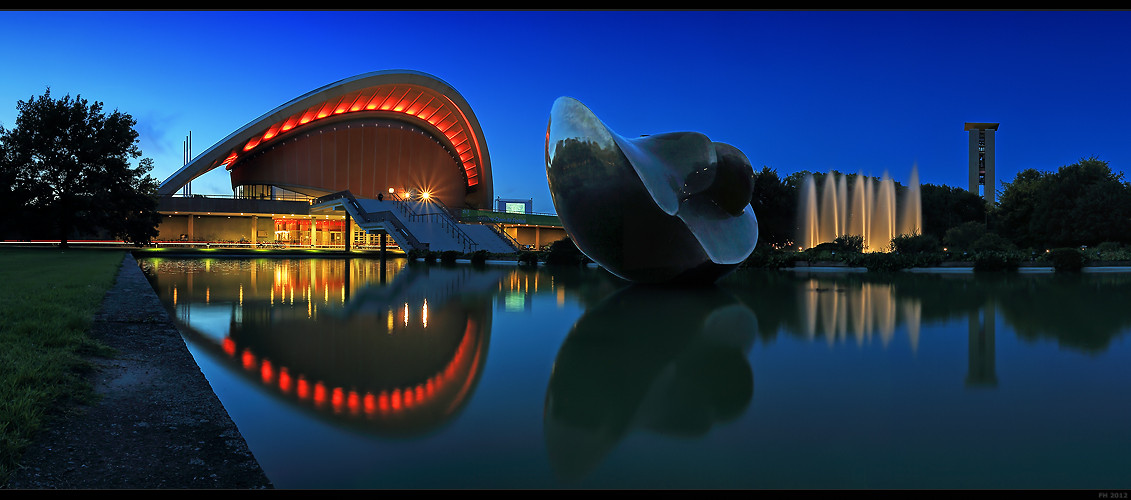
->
[311, 191, 519, 254]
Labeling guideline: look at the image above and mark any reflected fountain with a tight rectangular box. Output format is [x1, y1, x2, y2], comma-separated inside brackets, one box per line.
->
[798, 167, 922, 252]
[796, 277, 922, 351]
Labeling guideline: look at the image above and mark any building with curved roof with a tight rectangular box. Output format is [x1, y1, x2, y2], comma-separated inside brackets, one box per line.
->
[155, 70, 562, 253]
[159, 70, 492, 210]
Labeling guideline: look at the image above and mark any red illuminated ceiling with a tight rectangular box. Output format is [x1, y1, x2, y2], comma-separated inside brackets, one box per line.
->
[218, 84, 481, 188]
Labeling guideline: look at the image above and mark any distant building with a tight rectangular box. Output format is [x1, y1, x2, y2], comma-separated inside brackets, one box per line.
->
[965, 122, 999, 204]
[496, 198, 533, 214]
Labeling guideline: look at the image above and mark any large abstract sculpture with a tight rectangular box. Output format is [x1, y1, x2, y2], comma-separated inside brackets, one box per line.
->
[545, 97, 759, 284]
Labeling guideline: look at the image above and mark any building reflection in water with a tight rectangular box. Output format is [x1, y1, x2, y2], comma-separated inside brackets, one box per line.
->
[544, 284, 758, 481]
[143, 257, 503, 437]
[967, 299, 997, 388]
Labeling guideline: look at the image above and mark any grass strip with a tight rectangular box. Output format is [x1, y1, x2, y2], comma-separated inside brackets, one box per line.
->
[0, 248, 124, 484]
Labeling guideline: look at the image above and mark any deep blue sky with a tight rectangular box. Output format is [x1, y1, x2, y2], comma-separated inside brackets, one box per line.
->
[2, 10, 1129, 214]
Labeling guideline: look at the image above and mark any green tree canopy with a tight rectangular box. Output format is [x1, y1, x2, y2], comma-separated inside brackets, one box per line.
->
[0, 88, 160, 246]
[750, 166, 798, 248]
[919, 183, 986, 242]
[994, 157, 1131, 249]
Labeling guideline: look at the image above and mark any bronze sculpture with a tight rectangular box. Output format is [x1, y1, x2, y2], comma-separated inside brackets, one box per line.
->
[545, 97, 759, 284]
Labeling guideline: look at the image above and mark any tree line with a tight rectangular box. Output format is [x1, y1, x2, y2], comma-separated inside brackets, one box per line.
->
[751, 156, 1131, 254]
[0, 89, 160, 247]
[3, 88, 1127, 254]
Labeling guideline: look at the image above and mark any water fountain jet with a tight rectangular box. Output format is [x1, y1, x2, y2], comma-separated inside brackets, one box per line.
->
[798, 166, 922, 252]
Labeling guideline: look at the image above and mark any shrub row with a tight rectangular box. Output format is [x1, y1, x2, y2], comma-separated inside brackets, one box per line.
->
[407, 248, 496, 266]
[404, 237, 593, 268]
[742, 246, 1098, 273]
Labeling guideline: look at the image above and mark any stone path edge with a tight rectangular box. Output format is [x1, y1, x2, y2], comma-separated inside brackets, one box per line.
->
[4, 252, 273, 489]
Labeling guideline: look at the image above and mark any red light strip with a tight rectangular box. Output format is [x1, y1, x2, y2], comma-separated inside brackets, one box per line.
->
[221, 151, 239, 170]
[234, 84, 482, 185]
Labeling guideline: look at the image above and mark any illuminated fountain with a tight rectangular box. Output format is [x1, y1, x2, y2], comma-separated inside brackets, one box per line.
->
[798, 166, 921, 252]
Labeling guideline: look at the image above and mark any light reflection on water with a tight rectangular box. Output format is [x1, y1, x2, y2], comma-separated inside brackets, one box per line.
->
[138, 257, 1131, 489]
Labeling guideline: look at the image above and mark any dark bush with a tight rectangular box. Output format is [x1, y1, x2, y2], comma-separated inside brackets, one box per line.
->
[943, 221, 987, 252]
[1047, 247, 1086, 272]
[768, 251, 802, 269]
[470, 249, 489, 266]
[517, 251, 539, 266]
[973, 251, 1020, 272]
[904, 252, 944, 268]
[890, 232, 941, 254]
[544, 237, 585, 266]
[848, 252, 910, 272]
[832, 234, 864, 253]
[424, 250, 439, 264]
[1096, 241, 1123, 253]
[970, 232, 1016, 253]
[440, 250, 460, 265]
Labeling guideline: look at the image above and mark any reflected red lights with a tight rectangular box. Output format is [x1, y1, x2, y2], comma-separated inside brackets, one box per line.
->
[313, 382, 328, 407]
[391, 388, 403, 411]
[260, 359, 275, 384]
[297, 376, 311, 400]
[241, 349, 256, 370]
[279, 367, 293, 394]
[217, 313, 483, 421]
[348, 391, 360, 415]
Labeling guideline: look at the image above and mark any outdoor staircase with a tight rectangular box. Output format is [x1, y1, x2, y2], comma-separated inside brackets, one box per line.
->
[311, 191, 520, 254]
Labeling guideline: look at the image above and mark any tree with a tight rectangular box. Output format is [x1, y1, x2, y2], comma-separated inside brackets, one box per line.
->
[943, 221, 987, 252]
[995, 157, 1131, 249]
[750, 166, 798, 248]
[919, 183, 986, 242]
[0, 88, 160, 247]
[0, 131, 37, 237]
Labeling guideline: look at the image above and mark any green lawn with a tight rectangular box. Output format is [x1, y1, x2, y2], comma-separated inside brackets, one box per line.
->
[0, 248, 124, 483]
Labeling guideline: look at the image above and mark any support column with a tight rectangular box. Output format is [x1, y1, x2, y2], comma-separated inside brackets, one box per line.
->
[187, 214, 194, 241]
[380, 231, 387, 284]
[311, 219, 317, 248]
[344, 216, 352, 252]
[251, 215, 258, 245]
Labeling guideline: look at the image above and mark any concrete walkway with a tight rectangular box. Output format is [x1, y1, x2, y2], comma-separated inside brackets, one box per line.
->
[4, 253, 272, 489]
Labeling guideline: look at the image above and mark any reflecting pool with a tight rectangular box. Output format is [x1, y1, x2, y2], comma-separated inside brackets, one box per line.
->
[138, 256, 1131, 489]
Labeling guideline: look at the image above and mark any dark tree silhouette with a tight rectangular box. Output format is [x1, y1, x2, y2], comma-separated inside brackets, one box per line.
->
[0, 88, 160, 247]
[995, 157, 1131, 249]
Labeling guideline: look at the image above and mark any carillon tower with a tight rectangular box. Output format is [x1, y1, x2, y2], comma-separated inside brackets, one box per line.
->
[965, 122, 999, 204]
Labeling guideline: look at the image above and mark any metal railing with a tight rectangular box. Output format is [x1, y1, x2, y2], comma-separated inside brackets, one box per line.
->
[167, 192, 316, 203]
[313, 191, 427, 252]
[388, 193, 478, 253]
[482, 222, 521, 252]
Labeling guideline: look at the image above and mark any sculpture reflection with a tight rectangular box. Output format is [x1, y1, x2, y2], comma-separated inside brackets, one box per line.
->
[144, 257, 501, 437]
[544, 285, 757, 481]
[545, 97, 759, 284]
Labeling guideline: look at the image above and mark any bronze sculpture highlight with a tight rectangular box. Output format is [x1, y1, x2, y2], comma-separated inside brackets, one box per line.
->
[545, 97, 759, 284]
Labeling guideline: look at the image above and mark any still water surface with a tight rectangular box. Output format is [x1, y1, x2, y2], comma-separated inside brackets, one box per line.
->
[137, 256, 1131, 489]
